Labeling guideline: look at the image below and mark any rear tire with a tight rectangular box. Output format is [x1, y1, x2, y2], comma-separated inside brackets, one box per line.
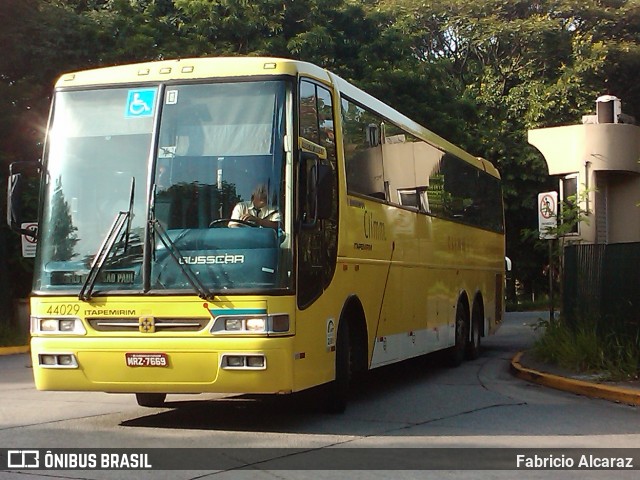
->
[135, 393, 166, 407]
[448, 303, 468, 367]
[466, 309, 482, 360]
[324, 320, 351, 414]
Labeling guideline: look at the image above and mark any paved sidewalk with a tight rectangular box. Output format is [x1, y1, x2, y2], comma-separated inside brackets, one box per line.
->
[512, 350, 640, 406]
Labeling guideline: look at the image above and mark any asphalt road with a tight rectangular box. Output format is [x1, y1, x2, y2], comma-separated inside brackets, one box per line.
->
[1, 311, 638, 479]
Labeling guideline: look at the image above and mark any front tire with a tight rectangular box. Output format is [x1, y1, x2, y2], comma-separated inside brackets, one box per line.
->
[135, 393, 166, 407]
[324, 320, 351, 413]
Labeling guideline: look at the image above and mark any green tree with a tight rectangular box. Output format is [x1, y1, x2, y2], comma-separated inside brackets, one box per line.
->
[376, 0, 640, 299]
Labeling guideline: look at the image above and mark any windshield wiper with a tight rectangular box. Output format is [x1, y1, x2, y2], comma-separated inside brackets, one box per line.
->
[150, 218, 215, 301]
[78, 178, 135, 301]
[123, 177, 135, 251]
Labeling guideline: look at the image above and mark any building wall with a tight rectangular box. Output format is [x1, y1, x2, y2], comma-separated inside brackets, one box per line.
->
[528, 123, 640, 244]
[607, 172, 640, 243]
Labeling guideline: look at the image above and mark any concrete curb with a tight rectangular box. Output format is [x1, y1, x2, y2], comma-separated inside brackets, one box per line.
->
[0, 345, 30, 356]
[511, 351, 640, 407]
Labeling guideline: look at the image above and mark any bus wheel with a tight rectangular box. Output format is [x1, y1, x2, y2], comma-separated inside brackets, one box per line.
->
[135, 393, 166, 407]
[466, 308, 482, 360]
[448, 303, 468, 367]
[325, 320, 351, 414]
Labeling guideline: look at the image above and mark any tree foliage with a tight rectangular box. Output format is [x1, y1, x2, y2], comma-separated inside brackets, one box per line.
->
[376, 0, 640, 299]
[1, 0, 640, 309]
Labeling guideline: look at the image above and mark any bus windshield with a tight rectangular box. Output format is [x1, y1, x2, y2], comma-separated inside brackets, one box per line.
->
[34, 80, 292, 294]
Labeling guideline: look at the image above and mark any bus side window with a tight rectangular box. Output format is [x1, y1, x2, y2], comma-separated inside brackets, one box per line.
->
[341, 98, 385, 200]
[297, 79, 339, 309]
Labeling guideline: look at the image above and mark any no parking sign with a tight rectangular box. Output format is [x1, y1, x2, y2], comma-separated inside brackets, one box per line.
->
[538, 191, 558, 240]
[21, 222, 38, 258]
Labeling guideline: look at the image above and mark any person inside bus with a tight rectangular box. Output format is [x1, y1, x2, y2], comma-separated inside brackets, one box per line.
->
[230, 183, 280, 229]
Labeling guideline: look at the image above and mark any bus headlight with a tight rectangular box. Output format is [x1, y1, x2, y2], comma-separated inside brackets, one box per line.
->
[59, 319, 76, 332]
[32, 317, 86, 335]
[211, 314, 291, 335]
[39, 319, 60, 332]
[224, 318, 243, 331]
[245, 318, 266, 332]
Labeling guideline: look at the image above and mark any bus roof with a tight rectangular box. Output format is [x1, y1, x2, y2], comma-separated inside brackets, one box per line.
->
[56, 56, 331, 87]
[56, 56, 499, 179]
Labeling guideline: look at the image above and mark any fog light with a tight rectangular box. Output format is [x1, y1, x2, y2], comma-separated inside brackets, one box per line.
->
[40, 354, 57, 366]
[246, 356, 265, 368]
[245, 318, 265, 332]
[57, 355, 74, 366]
[226, 356, 244, 367]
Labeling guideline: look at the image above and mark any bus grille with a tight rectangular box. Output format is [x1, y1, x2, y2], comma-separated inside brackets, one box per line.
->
[88, 318, 210, 332]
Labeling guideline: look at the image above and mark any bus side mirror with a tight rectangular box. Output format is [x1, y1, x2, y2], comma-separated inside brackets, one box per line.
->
[7, 161, 40, 237]
[300, 151, 333, 228]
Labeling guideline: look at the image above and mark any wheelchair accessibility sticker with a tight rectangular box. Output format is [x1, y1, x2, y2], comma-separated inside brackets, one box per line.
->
[125, 89, 156, 118]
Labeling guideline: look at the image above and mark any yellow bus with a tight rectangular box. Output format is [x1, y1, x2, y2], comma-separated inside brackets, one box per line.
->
[7, 57, 504, 412]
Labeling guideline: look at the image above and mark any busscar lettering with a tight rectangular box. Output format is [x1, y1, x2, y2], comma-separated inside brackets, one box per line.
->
[179, 254, 244, 265]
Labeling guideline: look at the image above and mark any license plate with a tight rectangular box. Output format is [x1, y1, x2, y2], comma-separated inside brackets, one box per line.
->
[125, 353, 169, 367]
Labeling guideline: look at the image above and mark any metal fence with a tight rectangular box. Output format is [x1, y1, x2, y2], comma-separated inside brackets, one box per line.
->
[563, 242, 640, 330]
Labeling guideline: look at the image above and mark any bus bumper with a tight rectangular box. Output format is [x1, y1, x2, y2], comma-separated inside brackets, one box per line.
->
[30, 336, 295, 394]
